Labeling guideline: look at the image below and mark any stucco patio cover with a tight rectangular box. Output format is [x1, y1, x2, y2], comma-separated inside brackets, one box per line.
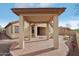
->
[11, 8, 66, 49]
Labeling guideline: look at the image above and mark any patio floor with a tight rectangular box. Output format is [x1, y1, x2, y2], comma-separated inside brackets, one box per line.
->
[10, 36, 69, 56]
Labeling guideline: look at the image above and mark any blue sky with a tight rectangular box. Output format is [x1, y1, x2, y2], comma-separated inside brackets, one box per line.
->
[0, 3, 79, 29]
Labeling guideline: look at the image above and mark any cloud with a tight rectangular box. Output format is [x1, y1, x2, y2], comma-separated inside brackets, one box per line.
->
[14, 3, 53, 8]
[59, 20, 79, 29]
[14, 3, 35, 8]
[38, 3, 53, 7]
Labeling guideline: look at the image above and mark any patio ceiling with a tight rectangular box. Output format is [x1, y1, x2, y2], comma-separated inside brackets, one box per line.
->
[23, 15, 53, 23]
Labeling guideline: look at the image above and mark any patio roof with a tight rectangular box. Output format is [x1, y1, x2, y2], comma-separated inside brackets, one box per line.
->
[11, 8, 66, 23]
[12, 8, 66, 16]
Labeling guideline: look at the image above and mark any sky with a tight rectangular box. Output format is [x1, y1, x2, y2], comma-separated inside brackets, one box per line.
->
[0, 3, 79, 29]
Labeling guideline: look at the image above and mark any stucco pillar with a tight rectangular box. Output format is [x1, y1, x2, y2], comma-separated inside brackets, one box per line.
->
[29, 23, 32, 40]
[53, 15, 59, 49]
[46, 23, 49, 40]
[35, 25, 37, 38]
[19, 15, 24, 49]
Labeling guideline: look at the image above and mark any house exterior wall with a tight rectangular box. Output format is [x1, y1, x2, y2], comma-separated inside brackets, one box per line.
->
[11, 22, 19, 38]
[5, 24, 13, 38]
[5, 21, 55, 39]
[5, 21, 30, 39]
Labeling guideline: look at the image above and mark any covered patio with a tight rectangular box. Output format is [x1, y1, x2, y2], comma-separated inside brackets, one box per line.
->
[12, 8, 66, 49]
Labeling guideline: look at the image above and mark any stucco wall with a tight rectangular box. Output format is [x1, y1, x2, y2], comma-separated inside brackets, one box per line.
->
[12, 21, 29, 38]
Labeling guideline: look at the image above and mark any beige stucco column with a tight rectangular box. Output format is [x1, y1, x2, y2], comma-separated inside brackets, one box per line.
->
[34, 25, 37, 38]
[29, 23, 32, 40]
[19, 15, 24, 49]
[46, 23, 49, 40]
[53, 15, 59, 49]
